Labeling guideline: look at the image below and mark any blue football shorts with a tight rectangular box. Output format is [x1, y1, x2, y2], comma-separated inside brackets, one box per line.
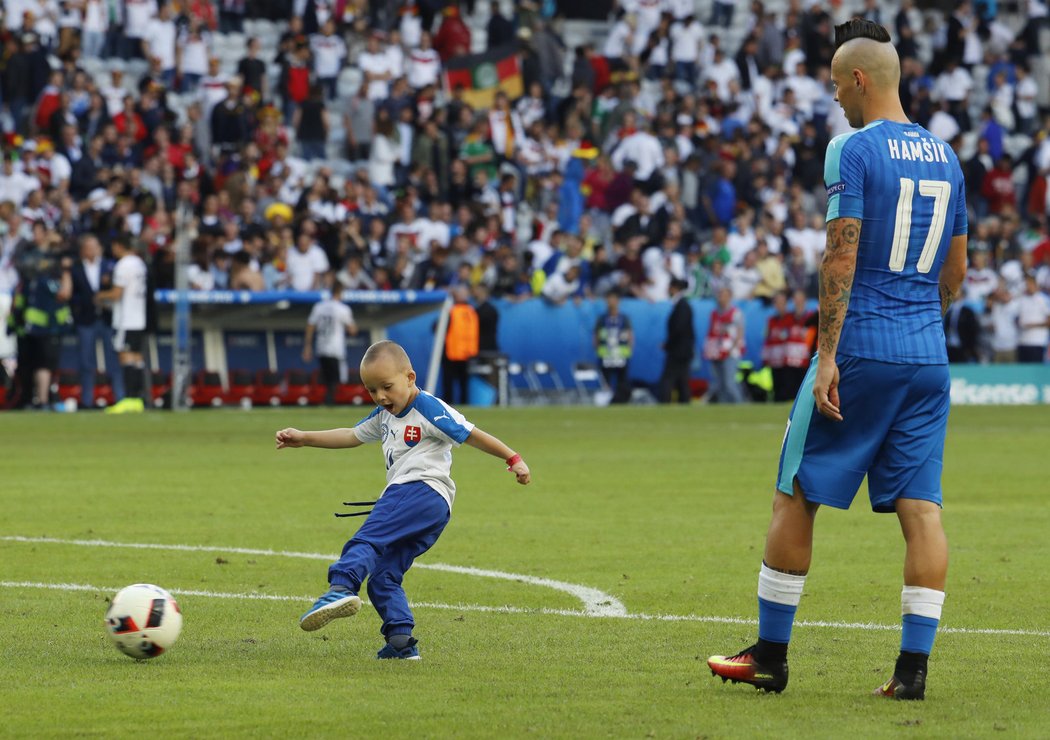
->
[776, 354, 951, 513]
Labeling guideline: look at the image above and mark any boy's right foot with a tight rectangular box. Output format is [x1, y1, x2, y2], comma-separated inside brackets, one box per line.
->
[873, 669, 926, 700]
[708, 644, 789, 693]
[299, 590, 361, 631]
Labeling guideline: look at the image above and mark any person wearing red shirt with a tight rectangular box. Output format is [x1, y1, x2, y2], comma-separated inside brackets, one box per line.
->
[433, 5, 471, 61]
[980, 155, 1017, 215]
[113, 96, 148, 145]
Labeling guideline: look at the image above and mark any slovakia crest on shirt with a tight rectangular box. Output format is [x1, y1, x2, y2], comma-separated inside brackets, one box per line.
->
[404, 426, 422, 447]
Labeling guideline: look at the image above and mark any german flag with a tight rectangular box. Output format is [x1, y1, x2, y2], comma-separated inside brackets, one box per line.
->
[442, 43, 523, 111]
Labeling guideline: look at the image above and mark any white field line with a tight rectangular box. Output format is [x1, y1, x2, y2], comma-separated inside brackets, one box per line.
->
[2, 580, 1049, 638]
[0, 535, 627, 617]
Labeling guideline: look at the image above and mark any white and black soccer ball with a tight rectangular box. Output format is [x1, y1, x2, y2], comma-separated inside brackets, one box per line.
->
[105, 584, 183, 660]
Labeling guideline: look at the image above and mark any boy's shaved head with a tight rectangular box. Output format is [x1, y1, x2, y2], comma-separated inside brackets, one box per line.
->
[361, 340, 413, 371]
[832, 35, 901, 89]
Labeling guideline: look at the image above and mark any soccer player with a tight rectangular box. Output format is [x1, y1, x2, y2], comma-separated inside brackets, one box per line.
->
[302, 282, 358, 406]
[707, 19, 968, 700]
[96, 235, 151, 414]
[275, 340, 531, 659]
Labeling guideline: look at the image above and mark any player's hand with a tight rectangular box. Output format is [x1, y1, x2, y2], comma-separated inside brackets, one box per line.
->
[509, 459, 531, 485]
[812, 359, 842, 421]
[301, 348, 312, 362]
[275, 428, 306, 449]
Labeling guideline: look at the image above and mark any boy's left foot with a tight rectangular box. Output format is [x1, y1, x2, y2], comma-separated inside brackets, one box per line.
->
[377, 638, 421, 660]
[299, 590, 361, 631]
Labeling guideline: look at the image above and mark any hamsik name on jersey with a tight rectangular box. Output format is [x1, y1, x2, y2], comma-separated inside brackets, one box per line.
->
[824, 119, 968, 365]
[886, 135, 951, 164]
[354, 391, 475, 511]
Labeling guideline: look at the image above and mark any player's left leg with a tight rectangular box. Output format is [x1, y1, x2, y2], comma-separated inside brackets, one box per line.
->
[869, 363, 950, 700]
[873, 498, 947, 700]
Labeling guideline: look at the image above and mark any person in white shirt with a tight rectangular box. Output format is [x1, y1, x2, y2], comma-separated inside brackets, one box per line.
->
[359, 33, 395, 101]
[303, 281, 358, 405]
[987, 281, 1021, 363]
[287, 233, 331, 291]
[82, 0, 109, 59]
[123, 0, 157, 58]
[275, 340, 530, 658]
[705, 48, 742, 102]
[144, 4, 177, 88]
[1014, 64, 1039, 135]
[310, 20, 347, 101]
[1017, 274, 1050, 363]
[963, 248, 999, 304]
[0, 154, 40, 206]
[611, 120, 665, 183]
[95, 235, 150, 412]
[179, 19, 212, 93]
[406, 31, 441, 90]
[671, 15, 705, 88]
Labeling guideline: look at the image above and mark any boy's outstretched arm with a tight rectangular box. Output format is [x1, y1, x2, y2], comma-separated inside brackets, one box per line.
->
[464, 428, 531, 485]
[276, 427, 363, 449]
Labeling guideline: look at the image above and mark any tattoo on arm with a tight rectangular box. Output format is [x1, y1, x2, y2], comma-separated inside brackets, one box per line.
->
[818, 218, 861, 359]
[939, 282, 957, 316]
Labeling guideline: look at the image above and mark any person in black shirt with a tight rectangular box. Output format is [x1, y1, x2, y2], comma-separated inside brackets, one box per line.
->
[238, 38, 268, 100]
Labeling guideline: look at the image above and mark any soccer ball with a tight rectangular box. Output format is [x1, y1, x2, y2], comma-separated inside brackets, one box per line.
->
[104, 584, 183, 659]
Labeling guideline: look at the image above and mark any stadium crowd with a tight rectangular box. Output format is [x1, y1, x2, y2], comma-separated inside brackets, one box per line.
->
[1, 0, 1049, 404]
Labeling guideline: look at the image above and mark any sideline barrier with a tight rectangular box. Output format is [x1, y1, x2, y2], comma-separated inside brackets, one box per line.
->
[949, 364, 1050, 405]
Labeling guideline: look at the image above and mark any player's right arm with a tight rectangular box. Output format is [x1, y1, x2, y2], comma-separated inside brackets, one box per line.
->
[813, 216, 861, 422]
[275, 427, 363, 449]
[938, 234, 968, 316]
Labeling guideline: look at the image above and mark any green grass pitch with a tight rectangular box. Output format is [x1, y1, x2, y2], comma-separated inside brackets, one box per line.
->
[2, 405, 1048, 737]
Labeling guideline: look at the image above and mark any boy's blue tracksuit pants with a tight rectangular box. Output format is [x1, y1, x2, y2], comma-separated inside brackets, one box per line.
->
[328, 481, 450, 638]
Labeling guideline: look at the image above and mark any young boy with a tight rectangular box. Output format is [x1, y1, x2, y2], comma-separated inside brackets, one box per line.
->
[275, 340, 531, 659]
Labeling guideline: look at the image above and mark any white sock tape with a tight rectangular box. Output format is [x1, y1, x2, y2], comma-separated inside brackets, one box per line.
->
[902, 585, 945, 620]
[758, 563, 806, 607]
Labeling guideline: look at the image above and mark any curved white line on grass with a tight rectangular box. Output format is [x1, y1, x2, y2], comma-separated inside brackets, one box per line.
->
[3, 580, 1049, 638]
[0, 535, 627, 617]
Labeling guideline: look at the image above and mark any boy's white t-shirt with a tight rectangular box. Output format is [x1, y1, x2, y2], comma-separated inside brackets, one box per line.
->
[353, 391, 475, 511]
[307, 298, 353, 358]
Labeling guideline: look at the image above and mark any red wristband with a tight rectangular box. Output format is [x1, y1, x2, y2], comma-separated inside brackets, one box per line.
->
[506, 453, 522, 468]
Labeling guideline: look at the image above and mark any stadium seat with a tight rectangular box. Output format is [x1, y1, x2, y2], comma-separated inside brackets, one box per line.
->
[506, 361, 535, 406]
[282, 369, 314, 406]
[224, 369, 255, 407]
[335, 382, 369, 405]
[93, 370, 117, 408]
[571, 362, 611, 405]
[151, 371, 171, 409]
[253, 370, 283, 407]
[189, 370, 225, 407]
[527, 361, 571, 404]
[55, 369, 81, 404]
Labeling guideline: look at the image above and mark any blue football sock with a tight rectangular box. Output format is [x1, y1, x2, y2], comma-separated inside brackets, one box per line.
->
[758, 596, 797, 645]
[900, 614, 939, 655]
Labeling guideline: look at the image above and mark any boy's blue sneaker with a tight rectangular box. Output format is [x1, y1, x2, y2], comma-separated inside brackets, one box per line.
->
[299, 590, 361, 632]
[376, 639, 421, 660]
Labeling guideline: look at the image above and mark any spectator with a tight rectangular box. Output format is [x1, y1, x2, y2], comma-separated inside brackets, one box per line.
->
[987, 280, 1021, 362]
[287, 231, 330, 291]
[1017, 274, 1050, 362]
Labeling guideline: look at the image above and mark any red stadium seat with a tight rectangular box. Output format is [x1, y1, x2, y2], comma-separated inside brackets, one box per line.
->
[151, 371, 171, 409]
[282, 369, 314, 406]
[189, 370, 225, 407]
[56, 369, 81, 403]
[253, 370, 283, 407]
[335, 383, 370, 405]
[224, 369, 255, 407]
[93, 371, 117, 408]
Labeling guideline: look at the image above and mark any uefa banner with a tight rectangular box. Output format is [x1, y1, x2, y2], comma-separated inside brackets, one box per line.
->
[949, 364, 1050, 405]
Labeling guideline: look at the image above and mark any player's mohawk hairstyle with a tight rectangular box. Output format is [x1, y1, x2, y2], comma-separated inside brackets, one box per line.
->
[834, 18, 892, 48]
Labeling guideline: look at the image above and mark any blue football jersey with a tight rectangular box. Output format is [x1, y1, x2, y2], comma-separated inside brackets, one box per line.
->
[824, 120, 968, 364]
